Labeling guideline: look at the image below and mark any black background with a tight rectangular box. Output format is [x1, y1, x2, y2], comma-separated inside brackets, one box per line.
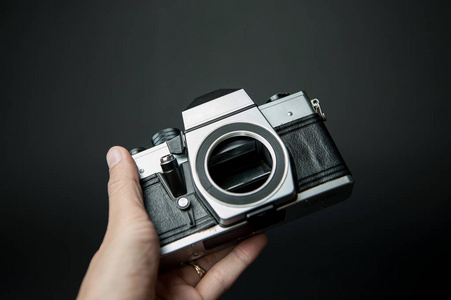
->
[1, 1, 449, 299]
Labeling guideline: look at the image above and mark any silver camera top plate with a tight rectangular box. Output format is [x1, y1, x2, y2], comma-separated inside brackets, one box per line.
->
[258, 90, 316, 127]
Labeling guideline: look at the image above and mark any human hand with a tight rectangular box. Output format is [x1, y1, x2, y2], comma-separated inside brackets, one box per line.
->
[77, 146, 268, 300]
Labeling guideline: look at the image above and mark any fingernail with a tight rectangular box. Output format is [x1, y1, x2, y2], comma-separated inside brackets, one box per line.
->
[106, 147, 122, 169]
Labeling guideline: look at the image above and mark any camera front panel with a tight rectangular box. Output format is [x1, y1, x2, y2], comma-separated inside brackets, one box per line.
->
[184, 104, 297, 226]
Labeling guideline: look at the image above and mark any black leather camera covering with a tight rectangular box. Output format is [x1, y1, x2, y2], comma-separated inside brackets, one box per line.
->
[275, 114, 351, 192]
[141, 171, 216, 246]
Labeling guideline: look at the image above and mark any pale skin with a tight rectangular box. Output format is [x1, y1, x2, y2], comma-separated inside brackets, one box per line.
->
[77, 146, 268, 300]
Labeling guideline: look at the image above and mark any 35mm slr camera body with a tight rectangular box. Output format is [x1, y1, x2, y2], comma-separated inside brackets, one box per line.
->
[130, 89, 353, 269]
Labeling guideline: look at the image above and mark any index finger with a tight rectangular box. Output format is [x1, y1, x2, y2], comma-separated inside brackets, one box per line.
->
[195, 234, 268, 299]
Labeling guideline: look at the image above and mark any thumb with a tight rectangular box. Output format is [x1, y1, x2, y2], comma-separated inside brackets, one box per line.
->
[106, 146, 148, 229]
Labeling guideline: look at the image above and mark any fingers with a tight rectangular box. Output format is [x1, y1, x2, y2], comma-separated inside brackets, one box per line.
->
[106, 146, 146, 230]
[78, 146, 160, 300]
[196, 234, 268, 299]
[173, 244, 237, 287]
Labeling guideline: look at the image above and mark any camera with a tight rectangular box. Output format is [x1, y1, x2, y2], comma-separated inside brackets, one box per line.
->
[130, 89, 353, 269]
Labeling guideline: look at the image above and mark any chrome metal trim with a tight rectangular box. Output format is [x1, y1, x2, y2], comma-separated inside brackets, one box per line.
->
[259, 90, 316, 127]
[160, 220, 247, 255]
[184, 107, 294, 224]
[182, 89, 254, 130]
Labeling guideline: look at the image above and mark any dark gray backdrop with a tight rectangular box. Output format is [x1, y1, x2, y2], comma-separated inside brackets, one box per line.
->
[1, 1, 449, 299]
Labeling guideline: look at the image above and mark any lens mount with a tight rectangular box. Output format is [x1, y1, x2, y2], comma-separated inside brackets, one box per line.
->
[195, 123, 286, 206]
[205, 131, 276, 196]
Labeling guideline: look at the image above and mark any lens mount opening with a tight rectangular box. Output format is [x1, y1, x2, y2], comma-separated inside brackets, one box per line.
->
[205, 131, 276, 195]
